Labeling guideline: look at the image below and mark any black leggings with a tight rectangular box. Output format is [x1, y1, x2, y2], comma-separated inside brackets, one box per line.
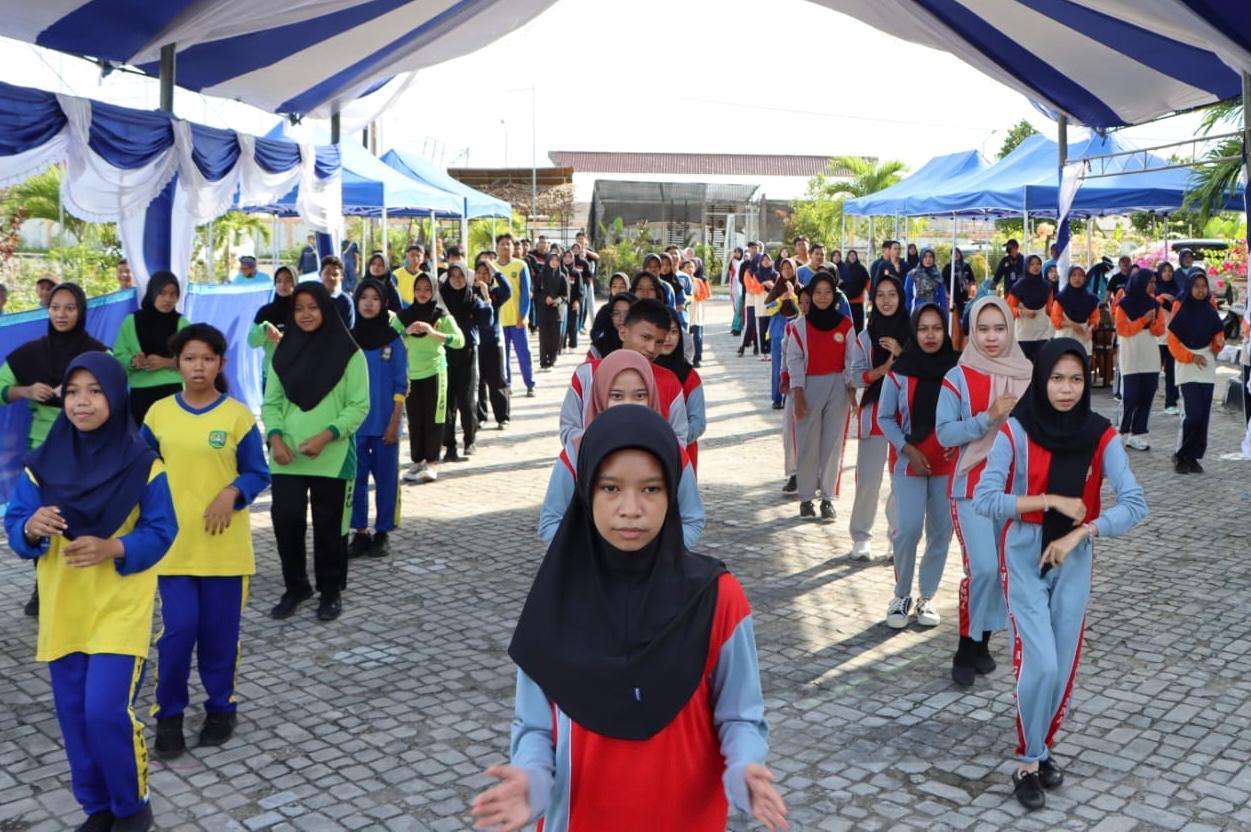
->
[270, 474, 348, 595]
[538, 312, 562, 367]
[405, 376, 443, 464]
[444, 347, 478, 453]
[476, 341, 510, 424]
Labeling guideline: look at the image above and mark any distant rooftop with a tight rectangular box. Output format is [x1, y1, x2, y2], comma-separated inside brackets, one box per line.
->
[548, 151, 871, 178]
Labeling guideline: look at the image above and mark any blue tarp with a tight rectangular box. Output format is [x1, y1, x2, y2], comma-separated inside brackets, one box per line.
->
[0, 283, 271, 507]
[380, 149, 511, 219]
[843, 150, 990, 216]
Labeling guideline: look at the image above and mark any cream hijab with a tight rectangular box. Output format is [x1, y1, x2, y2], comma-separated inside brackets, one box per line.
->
[956, 296, 1033, 475]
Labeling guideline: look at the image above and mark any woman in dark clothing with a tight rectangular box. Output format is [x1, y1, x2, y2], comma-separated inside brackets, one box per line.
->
[474, 262, 512, 429]
[561, 248, 584, 351]
[440, 264, 487, 460]
[943, 248, 976, 336]
[536, 252, 567, 369]
[839, 250, 871, 332]
[905, 243, 921, 274]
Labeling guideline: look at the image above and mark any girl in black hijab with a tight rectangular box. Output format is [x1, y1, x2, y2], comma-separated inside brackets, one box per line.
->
[905, 242, 920, 274]
[473, 406, 787, 832]
[1113, 269, 1164, 450]
[114, 271, 191, 424]
[535, 252, 566, 369]
[972, 339, 1146, 811]
[249, 266, 296, 388]
[840, 249, 871, 331]
[365, 253, 404, 311]
[1166, 271, 1226, 473]
[438, 264, 487, 461]
[1153, 261, 1183, 414]
[588, 291, 635, 360]
[1008, 255, 1055, 362]
[875, 303, 959, 629]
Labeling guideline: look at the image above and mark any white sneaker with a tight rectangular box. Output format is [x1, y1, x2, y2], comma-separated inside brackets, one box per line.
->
[886, 595, 912, 629]
[1125, 435, 1150, 451]
[915, 597, 941, 627]
[1163, 406, 1180, 416]
[402, 462, 426, 483]
[850, 540, 874, 561]
[418, 466, 438, 483]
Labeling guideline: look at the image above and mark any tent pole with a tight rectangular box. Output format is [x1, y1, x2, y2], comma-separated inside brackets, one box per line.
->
[1162, 212, 1169, 264]
[840, 212, 845, 252]
[869, 217, 874, 257]
[207, 220, 214, 283]
[158, 45, 175, 112]
[1086, 219, 1093, 266]
[950, 212, 957, 303]
[429, 209, 438, 276]
[271, 215, 278, 270]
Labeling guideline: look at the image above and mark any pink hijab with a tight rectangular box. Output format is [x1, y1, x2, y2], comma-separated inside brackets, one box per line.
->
[583, 350, 660, 436]
[956, 296, 1033, 475]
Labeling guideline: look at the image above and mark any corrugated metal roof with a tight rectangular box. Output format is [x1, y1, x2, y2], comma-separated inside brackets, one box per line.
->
[548, 152, 869, 177]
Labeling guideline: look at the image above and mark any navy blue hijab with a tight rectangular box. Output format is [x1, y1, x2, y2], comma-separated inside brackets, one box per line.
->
[1057, 265, 1099, 323]
[1118, 269, 1159, 321]
[24, 352, 158, 540]
[1167, 272, 1224, 351]
[1010, 255, 1051, 309]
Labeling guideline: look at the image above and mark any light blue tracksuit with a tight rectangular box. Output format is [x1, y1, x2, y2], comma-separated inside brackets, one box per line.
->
[973, 420, 1147, 763]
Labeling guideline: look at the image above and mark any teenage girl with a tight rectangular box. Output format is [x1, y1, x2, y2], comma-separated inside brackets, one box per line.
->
[779, 286, 811, 494]
[113, 271, 190, 424]
[1049, 265, 1100, 355]
[765, 262, 801, 409]
[142, 325, 269, 758]
[785, 272, 854, 522]
[1114, 269, 1165, 451]
[973, 339, 1146, 811]
[348, 279, 408, 557]
[1167, 270, 1225, 474]
[440, 264, 487, 460]
[936, 297, 1031, 686]
[1006, 255, 1054, 362]
[847, 275, 908, 560]
[1154, 262, 1183, 415]
[247, 266, 295, 374]
[656, 306, 706, 471]
[607, 272, 629, 296]
[264, 282, 369, 623]
[877, 304, 959, 629]
[6, 352, 177, 832]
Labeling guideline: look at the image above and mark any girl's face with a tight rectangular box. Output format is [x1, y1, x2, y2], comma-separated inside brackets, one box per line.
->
[874, 281, 899, 316]
[358, 287, 383, 320]
[1146, 277, 1157, 295]
[275, 271, 295, 296]
[369, 257, 387, 277]
[64, 368, 108, 431]
[610, 299, 631, 329]
[562, 252, 575, 267]
[48, 289, 80, 333]
[293, 292, 323, 333]
[915, 309, 945, 353]
[178, 339, 224, 392]
[760, 256, 774, 271]
[592, 448, 668, 552]
[798, 292, 811, 316]
[634, 279, 657, 301]
[414, 278, 434, 304]
[606, 369, 651, 408]
[1158, 264, 1174, 281]
[1190, 276, 1209, 301]
[449, 269, 467, 290]
[973, 305, 1008, 358]
[609, 276, 627, 294]
[921, 250, 934, 268]
[1028, 258, 1042, 276]
[475, 265, 492, 284]
[155, 282, 180, 313]
[1045, 265, 1058, 282]
[1068, 268, 1086, 289]
[908, 244, 918, 256]
[660, 323, 680, 356]
[780, 260, 795, 279]
[658, 257, 672, 275]
[1047, 354, 1085, 412]
[812, 282, 834, 310]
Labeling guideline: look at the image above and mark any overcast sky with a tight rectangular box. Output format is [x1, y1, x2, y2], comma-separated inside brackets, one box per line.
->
[0, 0, 1208, 175]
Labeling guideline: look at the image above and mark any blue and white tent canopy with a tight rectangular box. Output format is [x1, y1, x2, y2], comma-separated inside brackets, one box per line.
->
[843, 150, 989, 216]
[0, 80, 341, 291]
[381, 149, 512, 219]
[809, 0, 1250, 127]
[0, 0, 559, 116]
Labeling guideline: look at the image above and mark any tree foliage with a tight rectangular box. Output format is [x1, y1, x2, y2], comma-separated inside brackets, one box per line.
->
[786, 156, 908, 244]
[998, 119, 1039, 160]
[1184, 100, 1244, 222]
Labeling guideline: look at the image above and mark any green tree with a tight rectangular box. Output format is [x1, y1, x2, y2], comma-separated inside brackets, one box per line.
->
[1184, 101, 1243, 222]
[2, 166, 89, 242]
[197, 211, 271, 282]
[787, 156, 908, 244]
[998, 119, 1039, 159]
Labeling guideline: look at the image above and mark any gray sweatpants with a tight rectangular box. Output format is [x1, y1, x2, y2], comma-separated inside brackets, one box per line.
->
[848, 435, 896, 546]
[794, 373, 850, 502]
[890, 472, 952, 599]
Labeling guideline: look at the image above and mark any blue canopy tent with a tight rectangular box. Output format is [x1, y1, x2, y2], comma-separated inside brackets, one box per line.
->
[381, 149, 511, 219]
[843, 150, 990, 216]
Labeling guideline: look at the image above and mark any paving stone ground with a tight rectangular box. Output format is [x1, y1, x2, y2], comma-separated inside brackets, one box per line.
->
[2, 301, 1250, 832]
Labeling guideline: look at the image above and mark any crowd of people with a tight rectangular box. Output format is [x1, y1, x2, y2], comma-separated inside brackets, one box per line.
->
[8, 222, 1247, 828]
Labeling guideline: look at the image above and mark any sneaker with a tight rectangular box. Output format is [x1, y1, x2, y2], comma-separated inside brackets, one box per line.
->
[347, 532, 372, 559]
[886, 595, 912, 629]
[1173, 454, 1191, 474]
[402, 461, 427, 483]
[799, 500, 816, 519]
[316, 593, 342, 622]
[1190, 459, 1204, 474]
[270, 586, 313, 619]
[1038, 756, 1064, 789]
[819, 500, 835, 521]
[198, 711, 237, 747]
[974, 632, 997, 675]
[442, 449, 460, 463]
[952, 637, 978, 688]
[1163, 406, 1180, 416]
[77, 811, 115, 832]
[463, 443, 476, 457]
[498, 420, 510, 430]
[781, 475, 797, 494]
[23, 587, 38, 617]
[112, 803, 154, 832]
[153, 714, 186, 760]
[915, 596, 941, 627]
[526, 386, 535, 397]
[850, 540, 874, 561]
[1125, 434, 1150, 451]
[772, 401, 784, 410]
[368, 531, 390, 558]
[1012, 770, 1046, 811]
[418, 466, 438, 483]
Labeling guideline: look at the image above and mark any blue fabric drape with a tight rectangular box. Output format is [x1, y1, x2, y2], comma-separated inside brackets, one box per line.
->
[0, 82, 65, 155]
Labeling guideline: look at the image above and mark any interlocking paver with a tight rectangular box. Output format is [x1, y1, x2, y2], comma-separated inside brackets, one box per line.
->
[2, 301, 1248, 830]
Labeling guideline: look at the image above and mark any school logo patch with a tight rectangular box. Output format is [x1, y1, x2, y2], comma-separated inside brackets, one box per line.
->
[208, 430, 227, 449]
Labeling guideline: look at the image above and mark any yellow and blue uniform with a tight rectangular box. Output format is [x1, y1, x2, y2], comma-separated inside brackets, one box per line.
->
[5, 460, 176, 820]
[140, 393, 270, 720]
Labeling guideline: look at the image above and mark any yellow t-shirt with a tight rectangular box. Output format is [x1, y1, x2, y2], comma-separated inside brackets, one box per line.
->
[497, 258, 529, 327]
[142, 394, 265, 577]
[394, 267, 422, 305]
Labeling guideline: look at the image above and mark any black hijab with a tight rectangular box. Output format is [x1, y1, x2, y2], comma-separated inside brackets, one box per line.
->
[1167, 273, 1224, 351]
[805, 271, 845, 332]
[862, 275, 911, 406]
[438, 264, 476, 333]
[254, 266, 295, 327]
[1057, 265, 1099, 324]
[351, 279, 400, 351]
[272, 282, 360, 411]
[654, 306, 693, 384]
[889, 303, 958, 444]
[839, 250, 871, 300]
[508, 405, 726, 740]
[396, 273, 444, 328]
[590, 292, 635, 357]
[1011, 339, 1111, 563]
[134, 271, 182, 356]
[1118, 269, 1159, 321]
[538, 252, 566, 300]
[1010, 255, 1051, 310]
[6, 283, 107, 403]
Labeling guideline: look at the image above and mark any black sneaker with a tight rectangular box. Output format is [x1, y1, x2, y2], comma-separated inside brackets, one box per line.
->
[799, 501, 816, 519]
[270, 586, 313, 620]
[23, 587, 38, 617]
[974, 632, 997, 675]
[772, 401, 784, 410]
[526, 386, 535, 398]
[781, 475, 797, 494]
[316, 593, 342, 621]
[1173, 454, 1191, 474]
[442, 449, 461, 463]
[368, 531, 390, 558]
[112, 802, 153, 832]
[951, 636, 978, 688]
[77, 811, 115, 832]
[463, 443, 476, 457]
[1012, 770, 1046, 811]
[198, 711, 237, 747]
[1038, 756, 1064, 790]
[820, 500, 835, 521]
[1190, 459, 1204, 474]
[154, 714, 186, 760]
[347, 532, 372, 559]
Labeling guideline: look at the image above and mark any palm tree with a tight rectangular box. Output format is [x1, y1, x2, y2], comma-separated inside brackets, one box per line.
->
[1184, 101, 1243, 222]
[198, 211, 272, 279]
[796, 156, 908, 244]
[2, 165, 89, 242]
